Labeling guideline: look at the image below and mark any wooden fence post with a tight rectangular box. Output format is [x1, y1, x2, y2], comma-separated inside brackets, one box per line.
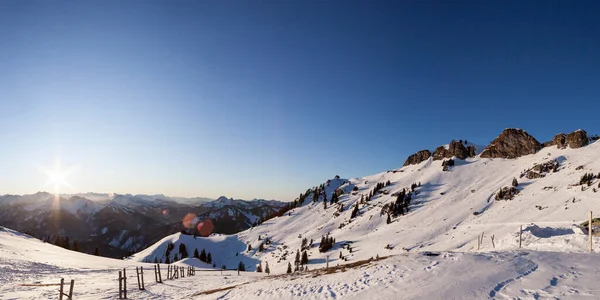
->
[59, 278, 64, 300]
[123, 268, 127, 299]
[589, 211, 593, 252]
[136, 267, 141, 290]
[136, 267, 145, 290]
[118, 271, 122, 299]
[141, 267, 144, 289]
[68, 279, 74, 299]
[519, 225, 522, 248]
[181, 266, 184, 278]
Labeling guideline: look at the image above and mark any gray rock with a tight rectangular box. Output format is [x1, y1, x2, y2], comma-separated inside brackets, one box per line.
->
[403, 150, 432, 167]
[566, 129, 589, 148]
[480, 128, 541, 159]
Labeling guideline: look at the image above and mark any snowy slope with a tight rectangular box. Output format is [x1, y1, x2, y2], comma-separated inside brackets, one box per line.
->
[4, 225, 600, 300]
[132, 140, 600, 276]
[4, 136, 600, 298]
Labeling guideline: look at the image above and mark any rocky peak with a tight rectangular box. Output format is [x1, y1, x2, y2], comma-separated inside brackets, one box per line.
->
[480, 128, 542, 159]
[544, 130, 589, 149]
[565, 129, 589, 148]
[403, 150, 431, 167]
[432, 140, 471, 161]
[546, 133, 567, 149]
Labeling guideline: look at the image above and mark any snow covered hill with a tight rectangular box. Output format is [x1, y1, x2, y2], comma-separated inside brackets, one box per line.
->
[131, 133, 600, 276]
[4, 225, 600, 299]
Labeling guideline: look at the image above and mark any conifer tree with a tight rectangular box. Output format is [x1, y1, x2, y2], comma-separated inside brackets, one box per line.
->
[256, 262, 263, 272]
[386, 214, 391, 224]
[265, 261, 270, 274]
[200, 249, 207, 262]
[193, 248, 200, 259]
[287, 262, 292, 274]
[301, 251, 308, 265]
[294, 250, 300, 265]
[207, 252, 212, 264]
[512, 177, 519, 187]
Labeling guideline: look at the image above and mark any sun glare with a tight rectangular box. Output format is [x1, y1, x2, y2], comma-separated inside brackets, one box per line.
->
[43, 157, 72, 195]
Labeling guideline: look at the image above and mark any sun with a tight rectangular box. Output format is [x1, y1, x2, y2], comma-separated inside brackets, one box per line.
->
[43, 157, 72, 195]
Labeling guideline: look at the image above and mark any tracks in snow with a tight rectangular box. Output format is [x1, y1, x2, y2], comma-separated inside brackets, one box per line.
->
[488, 254, 539, 299]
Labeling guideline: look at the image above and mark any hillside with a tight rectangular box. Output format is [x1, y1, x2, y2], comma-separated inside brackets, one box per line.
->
[131, 130, 600, 276]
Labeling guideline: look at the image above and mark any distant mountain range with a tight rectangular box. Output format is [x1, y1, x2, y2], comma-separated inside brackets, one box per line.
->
[0, 192, 287, 258]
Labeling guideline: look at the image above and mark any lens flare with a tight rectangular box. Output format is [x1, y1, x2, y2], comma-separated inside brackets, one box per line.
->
[182, 213, 197, 229]
[197, 218, 215, 237]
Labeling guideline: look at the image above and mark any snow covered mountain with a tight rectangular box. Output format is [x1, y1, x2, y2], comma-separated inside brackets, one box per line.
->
[0, 193, 287, 258]
[3, 128, 600, 299]
[131, 129, 600, 275]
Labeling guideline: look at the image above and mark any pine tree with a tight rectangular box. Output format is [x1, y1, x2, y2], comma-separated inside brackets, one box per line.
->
[265, 261, 270, 274]
[207, 252, 212, 264]
[287, 262, 292, 274]
[301, 251, 308, 265]
[386, 214, 391, 224]
[294, 250, 300, 265]
[259, 243, 264, 252]
[339, 251, 343, 259]
[512, 177, 519, 187]
[200, 249, 207, 262]
[256, 262, 263, 272]
[193, 248, 200, 259]
[173, 254, 179, 262]
[179, 243, 188, 258]
[238, 261, 246, 271]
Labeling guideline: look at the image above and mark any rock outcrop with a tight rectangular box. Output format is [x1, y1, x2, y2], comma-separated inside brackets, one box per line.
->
[566, 129, 589, 148]
[467, 145, 477, 157]
[544, 130, 589, 149]
[432, 140, 471, 161]
[403, 150, 431, 167]
[480, 128, 542, 159]
[546, 133, 567, 149]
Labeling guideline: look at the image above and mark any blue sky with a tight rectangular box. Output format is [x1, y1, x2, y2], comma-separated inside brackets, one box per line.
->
[1, 1, 599, 200]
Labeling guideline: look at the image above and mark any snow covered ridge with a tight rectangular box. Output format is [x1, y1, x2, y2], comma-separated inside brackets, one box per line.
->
[403, 128, 597, 166]
[0, 193, 287, 259]
[132, 134, 600, 277]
